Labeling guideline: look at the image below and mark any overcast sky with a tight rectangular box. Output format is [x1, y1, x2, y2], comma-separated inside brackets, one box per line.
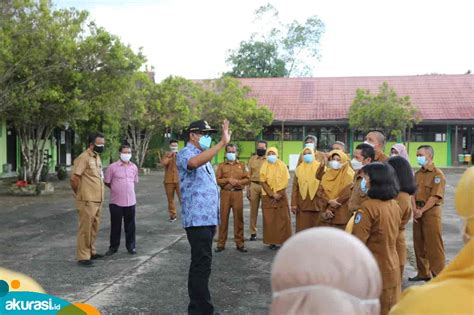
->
[55, 0, 474, 82]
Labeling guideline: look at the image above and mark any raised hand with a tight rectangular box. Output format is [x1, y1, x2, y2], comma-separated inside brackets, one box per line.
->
[221, 119, 231, 145]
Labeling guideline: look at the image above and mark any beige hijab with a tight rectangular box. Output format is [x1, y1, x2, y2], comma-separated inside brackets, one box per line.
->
[271, 227, 382, 315]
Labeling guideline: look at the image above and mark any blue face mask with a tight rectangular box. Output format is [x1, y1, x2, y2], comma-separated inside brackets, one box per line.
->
[198, 135, 212, 150]
[417, 156, 427, 166]
[226, 153, 236, 161]
[360, 177, 369, 194]
[267, 155, 278, 164]
[303, 154, 314, 163]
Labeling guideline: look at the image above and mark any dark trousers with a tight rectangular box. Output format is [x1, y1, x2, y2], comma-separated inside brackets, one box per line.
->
[185, 226, 216, 315]
[109, 204, 136, 251]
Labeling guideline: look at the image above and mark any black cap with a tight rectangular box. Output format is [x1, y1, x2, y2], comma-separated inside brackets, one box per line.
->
[187, 120, 217, 133]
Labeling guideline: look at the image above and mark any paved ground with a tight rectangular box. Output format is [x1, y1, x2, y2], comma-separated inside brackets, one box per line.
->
[0, 170, 465, 314]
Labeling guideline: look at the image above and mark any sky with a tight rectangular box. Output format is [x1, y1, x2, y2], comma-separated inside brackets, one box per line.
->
[55, 0, 474, 82]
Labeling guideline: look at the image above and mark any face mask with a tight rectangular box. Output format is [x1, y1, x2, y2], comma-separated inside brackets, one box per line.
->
[360, 177, 369, 194]
[267, 155, 277, 164]
[351, 158, 363, 170]
[304, 143, 315, 150]
[226, 153, 236, 161]
[417, 156, 427, 166]
[391, 153, 398, 157]
[364, 141, 374, 148]
[303, 154, 314, 163]
[170, 146, 178, 153]
[198, 135, 212, 150]
[94, 144, 104, 154]
[120, 153, 132, 162]
[256, 148, 266, 157]
[329, 160, 342, 170]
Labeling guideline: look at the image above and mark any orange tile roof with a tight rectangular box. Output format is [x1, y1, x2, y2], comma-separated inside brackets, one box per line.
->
[238, 74, 474, 121]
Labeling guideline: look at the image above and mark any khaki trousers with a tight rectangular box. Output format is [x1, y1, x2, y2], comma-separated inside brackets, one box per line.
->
[413, 206, 446, 277]
[165, 183, 181, 219]
[249, 182, 262, 235]
[217, 190, 244, 248]
[76, 201, 102, 261]
[295, 211, 321, 233]
[380, 285, 401, 315]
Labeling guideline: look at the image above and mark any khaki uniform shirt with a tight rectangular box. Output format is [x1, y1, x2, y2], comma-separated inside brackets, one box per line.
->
[317, 183, 354, 224]
[73, 149, 104, 202]
[415, 163, 446, 207]
[348, 170, 369, 213]
[291, 174, 320, 211]
[164, 154, 179, 184]
[352, 199, 401, 289]
[247, 155, 266, 183]
[216, 161, 250, 190]
[375, 151, 389, 162]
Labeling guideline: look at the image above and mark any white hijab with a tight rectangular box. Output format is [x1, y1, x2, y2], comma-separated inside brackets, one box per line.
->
[271, 227, 382, 315]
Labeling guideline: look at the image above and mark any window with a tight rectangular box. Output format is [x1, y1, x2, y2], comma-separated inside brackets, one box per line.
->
[262, 126, 303, 141]
[410, 125, 447, 142]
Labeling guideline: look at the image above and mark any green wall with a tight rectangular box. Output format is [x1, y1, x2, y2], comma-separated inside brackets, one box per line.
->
[353, 141, 449, 167]
[0, 120, 7, 175]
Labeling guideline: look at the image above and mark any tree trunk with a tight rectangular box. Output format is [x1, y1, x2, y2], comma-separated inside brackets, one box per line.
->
[126, 125, 154, 169]
[16, 124, 53, 184]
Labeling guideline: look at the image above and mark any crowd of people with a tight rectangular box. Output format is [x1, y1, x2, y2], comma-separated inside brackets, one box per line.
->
[68, 119, 472, 315]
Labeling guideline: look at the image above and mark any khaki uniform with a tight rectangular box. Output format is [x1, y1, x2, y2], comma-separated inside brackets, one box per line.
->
[216, 161, 250, 249]
[291, 174, 322, 232]
[352, 199, 402, 315]
[261, 185, 292, 245]
[163, 154, 181, 219]
[375, 151, 389, 162]
[317, 183, 353, 230]
[297, 151, 326, 180]
[72, 149, 104, 261]
[247, 155, 266, 235]
[348, 171, 369, 213]
[414, 164, 446, 277]
[395, 192, 413, 280]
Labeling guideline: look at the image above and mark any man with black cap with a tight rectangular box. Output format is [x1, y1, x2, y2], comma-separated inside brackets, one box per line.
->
[177, 119, 230, 315]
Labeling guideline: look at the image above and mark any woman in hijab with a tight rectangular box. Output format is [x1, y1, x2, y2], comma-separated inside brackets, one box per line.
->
[352, 162, 401, 315]
[318, 150, 355, 229]
[390, 167, 474, 315]
[271, 227, 382, 315]
[391, 144, 409, 162]
[260, 147, 292, 250]
[291, 147, 323, 232]
[387, 156, 417, 280]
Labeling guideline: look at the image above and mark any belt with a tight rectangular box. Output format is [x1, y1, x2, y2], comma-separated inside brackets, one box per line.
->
[223, 188, 243, 192]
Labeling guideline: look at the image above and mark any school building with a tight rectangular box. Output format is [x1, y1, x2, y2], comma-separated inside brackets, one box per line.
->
[215, 74, 473, 169]
[1, 74, 473, 176]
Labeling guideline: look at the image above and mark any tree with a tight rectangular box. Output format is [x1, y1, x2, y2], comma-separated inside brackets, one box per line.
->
[226, 41, 287, 78]
[122, 75, 202, 168]
[226, 3, 325, 78]
[198, 76, 274, 140]
[0, 1, 144, 183]
[348, 82, 421, 139]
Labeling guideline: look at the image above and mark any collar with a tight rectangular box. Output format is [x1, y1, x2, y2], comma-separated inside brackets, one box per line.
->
[118, 160, 131, 166]
[87, 148, 97, 158]
[186, 142, 202, 153]
[225, 160, 238, 165]
[421, 163, 435, 172]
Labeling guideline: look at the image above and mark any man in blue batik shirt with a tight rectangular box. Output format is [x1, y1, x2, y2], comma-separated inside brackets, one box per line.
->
[177, 119, 231, 315]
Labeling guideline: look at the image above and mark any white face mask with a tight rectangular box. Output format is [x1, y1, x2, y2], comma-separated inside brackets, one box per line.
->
[351, 158, 363, 170]
[120, 153, 132, 162]
[329, 160, 342, 170]
[364, 141, 375, 148]
[170, 146, 178, 153]
[304, 143, 316, 150]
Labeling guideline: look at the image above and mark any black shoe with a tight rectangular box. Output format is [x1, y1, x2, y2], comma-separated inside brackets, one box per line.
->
[269, 244, 277, 250]
[249, 234, 257, 241]
[168, 217, 177, 223]
[408, 275, 431, 282]
[128, 249, 137, 255]
[236, 247, 248, 253]
[215, 247, 225, 253]
[105, 249, 117, 256]
[91, 254, 104, 260]
[78, 260, 94, 267]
